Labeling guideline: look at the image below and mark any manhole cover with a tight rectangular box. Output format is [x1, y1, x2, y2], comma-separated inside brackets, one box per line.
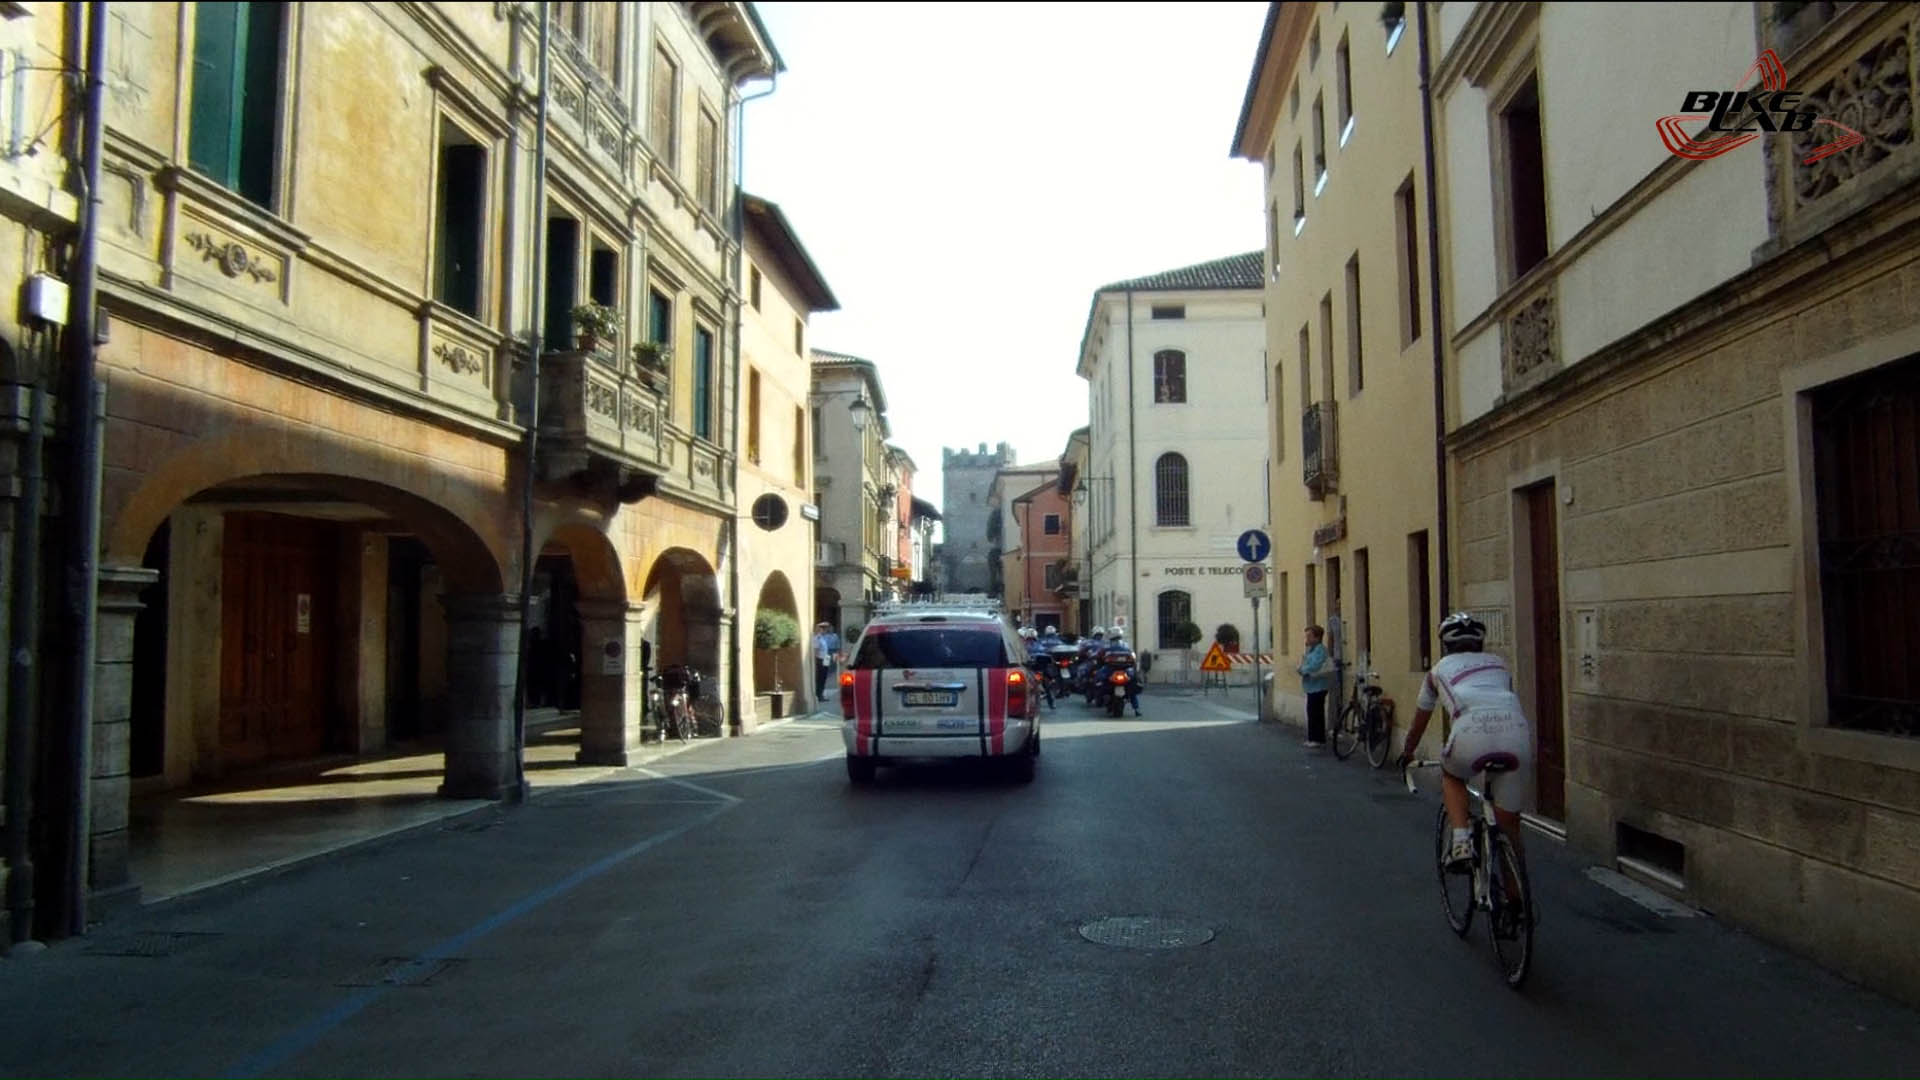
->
[338, 956, 466, 987]
[1077, 916, 1215, 949]
[84, 931, 223, 958]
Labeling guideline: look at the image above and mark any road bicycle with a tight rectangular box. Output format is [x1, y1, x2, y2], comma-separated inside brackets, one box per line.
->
[1331, 664, 1392, 767]
[649, 666, 698, 743]
[1404, 757, 1536, 988]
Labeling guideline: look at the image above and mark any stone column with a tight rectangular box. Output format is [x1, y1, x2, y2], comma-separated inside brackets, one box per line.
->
[90, 564, 160, 916]
[439, 593, 521, 800]
[575, 599, 643, 765]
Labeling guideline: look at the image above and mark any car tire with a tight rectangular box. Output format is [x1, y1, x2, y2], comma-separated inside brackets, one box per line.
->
[847, 756, 877, 786]
[1007, 744, 1037, 784]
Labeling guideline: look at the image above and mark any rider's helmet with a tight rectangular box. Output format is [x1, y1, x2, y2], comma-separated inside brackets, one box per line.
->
[1438, 611, 1487, 653]
[1090, 627, 1106, 638]
[1044, 625, 1058, 636]
[1020, 626, 1037, 640]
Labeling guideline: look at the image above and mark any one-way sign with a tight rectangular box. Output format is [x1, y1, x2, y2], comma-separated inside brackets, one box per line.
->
[1236, 529, 1271, 564]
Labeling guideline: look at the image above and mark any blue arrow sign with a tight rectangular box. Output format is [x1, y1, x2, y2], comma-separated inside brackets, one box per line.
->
[1237, 529, 1271, 564]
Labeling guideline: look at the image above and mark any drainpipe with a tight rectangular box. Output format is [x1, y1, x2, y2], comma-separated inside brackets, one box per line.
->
[508, 1, 551, 804]
[52, 0, 108, 939]
[4, 366, 47, 944]
[1124, 290, 1139, 644]
[727, 74, 776, 734]
[1416, 1, 1452, 615]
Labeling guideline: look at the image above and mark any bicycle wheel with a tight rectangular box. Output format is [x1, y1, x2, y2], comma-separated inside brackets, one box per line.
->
[1487, 831, 1535, 988]
[1364, 703, 1392, 769]
[1435, 807, 1473, 937]
[1331, 699, 1361, 759]
[674, 702, 692, 742]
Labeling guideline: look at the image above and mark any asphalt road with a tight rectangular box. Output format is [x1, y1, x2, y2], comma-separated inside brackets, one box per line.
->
[2, 694, 1917, 1078]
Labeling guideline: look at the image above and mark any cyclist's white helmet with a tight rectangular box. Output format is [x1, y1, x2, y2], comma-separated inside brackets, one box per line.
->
[1090, 626, 1106, 637]
[1045, 625, 1058, 636]
[1438, 611, 1486, 651]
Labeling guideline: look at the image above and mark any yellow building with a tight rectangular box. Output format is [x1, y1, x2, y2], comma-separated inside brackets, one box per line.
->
[1233, 1, 1442, 727]
[737, 193, 836, 723]
[0, 1, 780, 939]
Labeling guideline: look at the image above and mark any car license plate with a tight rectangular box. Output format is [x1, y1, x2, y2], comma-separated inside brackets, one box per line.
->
[903, 692, 957, 707]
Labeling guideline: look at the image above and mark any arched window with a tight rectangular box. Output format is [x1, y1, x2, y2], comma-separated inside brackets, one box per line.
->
[1154, 349, 1187, 404]
[1158, 591, 1193, 650]
[1155, 452, 1190, 527]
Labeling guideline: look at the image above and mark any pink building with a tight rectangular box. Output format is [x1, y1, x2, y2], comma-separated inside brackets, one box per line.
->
[1013, 479, 1073, 631]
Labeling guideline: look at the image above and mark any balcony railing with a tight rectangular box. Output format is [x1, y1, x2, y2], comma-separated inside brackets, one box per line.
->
[537, 349, 669, 502]
[1767, 5, 1918, 244]
[1302, 400, 1339, 500]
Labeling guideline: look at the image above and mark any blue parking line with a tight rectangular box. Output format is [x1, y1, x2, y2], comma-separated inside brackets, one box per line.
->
[225, 788, 737, 1078]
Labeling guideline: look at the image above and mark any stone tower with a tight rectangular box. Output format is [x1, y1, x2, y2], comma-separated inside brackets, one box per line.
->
[940, 441, 1016, 593]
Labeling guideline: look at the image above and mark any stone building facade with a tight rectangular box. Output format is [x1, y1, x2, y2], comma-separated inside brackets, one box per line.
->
[0, 1, 778, 945]
[939, 441, 1014, 594]
[1431, 0, 1920, 1005]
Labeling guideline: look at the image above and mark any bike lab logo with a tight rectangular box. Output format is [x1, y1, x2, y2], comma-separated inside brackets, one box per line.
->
[1656, 49, 1863, 163]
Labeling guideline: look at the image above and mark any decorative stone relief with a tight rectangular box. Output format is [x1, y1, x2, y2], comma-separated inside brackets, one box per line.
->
[623, 395, 655, 434]
[1503, 291, 1556, 386]
[1792, 19, 1913, 207]
[586, 379, 617, 419]
[185, 232, 277, 283]
[433, 341, 483, 376]
[556, 82, 582, 118]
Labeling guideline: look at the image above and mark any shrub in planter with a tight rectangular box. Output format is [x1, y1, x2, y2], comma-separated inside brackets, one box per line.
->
[570, 301, 620, 349]
[1169, 621, 1203, 650]
[1215, 623, 1242, 651]
[754, 609, 800, 650]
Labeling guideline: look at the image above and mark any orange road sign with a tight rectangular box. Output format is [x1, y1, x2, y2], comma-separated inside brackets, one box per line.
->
[1200, 642, 1233, 673]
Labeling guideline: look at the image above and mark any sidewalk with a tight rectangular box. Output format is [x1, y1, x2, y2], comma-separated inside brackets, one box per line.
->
[124, 716, 736, 907]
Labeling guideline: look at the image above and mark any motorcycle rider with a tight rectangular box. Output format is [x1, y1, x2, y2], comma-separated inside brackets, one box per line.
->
[1019, 627, 1056, 709]
[1094, 629, 1144, 716]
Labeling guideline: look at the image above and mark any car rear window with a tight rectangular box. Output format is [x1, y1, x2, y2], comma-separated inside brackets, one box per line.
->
[852, 627, 1008, 669]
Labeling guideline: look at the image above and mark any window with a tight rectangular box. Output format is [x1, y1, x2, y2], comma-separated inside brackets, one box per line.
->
[1346, 254, 1363, 395]
[853, 627, 1008, 669]
[1151, 304, 1185, 320]
[1154, 453, 1190, 527]
[1355, 547, 1372, 659]
[1043, 514, 1061, 536]
[1278, 571, 1290, 653]
[1319, 292, 1335, 399]
[1384, 1, 1408, 53]
[1154, 350, 1187, 404]
[544, 213, 579, 347]
[1312, 94, 1327, 182]
[1810, 353, 1920, 736]
[650, 45, 678, 168]
[433, 123, 486, 318]
[1308, 20, 1321, 68]
[556, 3, 619, 78]
[1157, 591, 1192, 650]
[1289, 77, 1300, 119]
[1409, 530, 1431, 670]
[794, 318, 804, 355]
[1396, 174, 1422, 346]
[189, 0, 283, 208]
[693, 325, 714, 441]
[749, 266, 762, 310]
[1267, 200, 1280, 279]
[1500, 75, 1549, 281]
[747, 368, 762, 464]
[793, 405, 807, 484]
[1306, 564, 1318, 627]
[1292, 142, 1306, 222]
[1272, 357, 1285, 462]
[648, 288, 673, 348]
[1336, 33, 1354, 142]
[1297, 323, 1312, 407]
[589, 244, 617, 307]
[811, 406, 823, 455]
[696, 108, 720, 215]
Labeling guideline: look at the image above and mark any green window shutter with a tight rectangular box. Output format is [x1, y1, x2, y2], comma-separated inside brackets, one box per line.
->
[693, 327, 713, 441]
[544, 218, 579, 348]
[435, 142, 485, 317]
[649, 291, 671, 344]
[188, 1, 242, 187]
[236, 1, 283, 208]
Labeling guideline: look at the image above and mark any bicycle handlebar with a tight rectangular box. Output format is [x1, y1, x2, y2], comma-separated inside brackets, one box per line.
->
[1402, 758, 1442, 793]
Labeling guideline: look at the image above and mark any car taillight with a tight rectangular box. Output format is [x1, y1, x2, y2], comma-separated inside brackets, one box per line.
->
[840, 671, 856, 720]
[1006, 669, 1028, 714]
[1110, 671, 1129, 685]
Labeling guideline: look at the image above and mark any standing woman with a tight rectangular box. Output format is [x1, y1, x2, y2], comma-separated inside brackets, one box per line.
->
[1297, 625, 1333, 747]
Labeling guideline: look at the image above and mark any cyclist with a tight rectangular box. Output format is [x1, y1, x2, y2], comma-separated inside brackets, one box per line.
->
[1396, 612, 1534, 896]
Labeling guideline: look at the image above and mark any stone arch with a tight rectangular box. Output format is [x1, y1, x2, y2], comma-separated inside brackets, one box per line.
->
[105, 431, 510, 592]
[641, 548, 724, 734]
[532, 509, 642, 764]
[752, 571, 804, 707]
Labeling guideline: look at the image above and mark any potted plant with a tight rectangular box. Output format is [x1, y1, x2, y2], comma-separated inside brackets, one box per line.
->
[1170, 620, 1204, 685]
[570, 301, 620, 352]
[1215, 622, 1242, 652]
[753, 609, 800, 694]
[632, 339, 672, 387]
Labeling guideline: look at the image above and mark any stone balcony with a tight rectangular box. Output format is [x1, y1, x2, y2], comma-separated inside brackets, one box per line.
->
[536, 349, 669, 503]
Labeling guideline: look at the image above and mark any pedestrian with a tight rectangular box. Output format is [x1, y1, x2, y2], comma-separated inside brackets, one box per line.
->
[812, 621, 841, 699]
[1298, 624, 1334, 747]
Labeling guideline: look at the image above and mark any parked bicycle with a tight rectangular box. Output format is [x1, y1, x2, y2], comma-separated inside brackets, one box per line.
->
[1404, 757, 1536, 988]
[649, 665, 699, 743]
[1331, 664, 1392, 767]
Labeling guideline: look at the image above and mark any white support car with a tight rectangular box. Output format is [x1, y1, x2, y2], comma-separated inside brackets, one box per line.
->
[838, 608, 1041, 785]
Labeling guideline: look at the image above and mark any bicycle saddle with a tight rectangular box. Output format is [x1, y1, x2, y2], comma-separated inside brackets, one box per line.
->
[1471, 751, 1521, 773]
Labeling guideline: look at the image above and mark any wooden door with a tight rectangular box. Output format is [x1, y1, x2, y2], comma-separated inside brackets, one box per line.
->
[220, 513, 336, 768]
[1525, 484, 1567, 820]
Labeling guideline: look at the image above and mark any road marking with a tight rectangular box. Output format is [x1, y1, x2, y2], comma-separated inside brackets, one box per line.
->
[226, 774, 738, 1078]
[1584, 867, 1699, 918]
[1194, 701, 1258, 722]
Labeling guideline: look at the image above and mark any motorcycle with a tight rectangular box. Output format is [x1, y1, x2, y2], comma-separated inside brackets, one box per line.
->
[1044, 644, 1080, 701]
[1088, 648, 1142, 717]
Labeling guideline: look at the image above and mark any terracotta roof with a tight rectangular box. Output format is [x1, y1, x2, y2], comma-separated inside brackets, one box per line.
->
[1098, 251, 1266, 293]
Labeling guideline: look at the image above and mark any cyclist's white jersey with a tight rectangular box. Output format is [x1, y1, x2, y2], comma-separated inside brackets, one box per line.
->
[1415, 652, 1525, 719]
[1417, 651, 1535, 812]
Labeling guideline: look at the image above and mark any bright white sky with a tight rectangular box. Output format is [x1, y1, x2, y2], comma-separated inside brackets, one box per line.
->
[742, 2, 1270, 510]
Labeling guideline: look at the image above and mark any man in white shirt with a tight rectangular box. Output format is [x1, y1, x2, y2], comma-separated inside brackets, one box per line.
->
[812, 622, 841, 700]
